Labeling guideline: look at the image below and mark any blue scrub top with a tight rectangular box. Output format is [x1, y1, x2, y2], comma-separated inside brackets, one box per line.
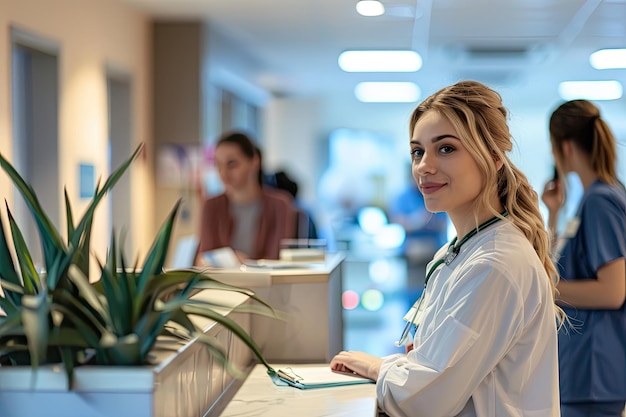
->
[557, 180, 626, 403]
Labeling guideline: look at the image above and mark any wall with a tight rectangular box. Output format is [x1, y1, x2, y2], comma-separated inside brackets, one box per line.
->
[0, 0, 154, 265]
[152, 21, 205, 253]
[1, 1, 624, 263]
[263, 97, 322, 204]
[264, 89, 626, 233]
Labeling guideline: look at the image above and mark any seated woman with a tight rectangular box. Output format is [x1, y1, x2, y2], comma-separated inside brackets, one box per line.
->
[195, 131, 296, 262]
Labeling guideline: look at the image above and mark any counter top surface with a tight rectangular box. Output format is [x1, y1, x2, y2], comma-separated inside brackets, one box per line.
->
[219, 364, 378, 417]
[203, 252, 346, 286]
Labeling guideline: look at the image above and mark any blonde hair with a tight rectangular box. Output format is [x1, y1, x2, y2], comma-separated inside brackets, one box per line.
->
[549, 99, 618, 185]
[410, 80, 564, 323]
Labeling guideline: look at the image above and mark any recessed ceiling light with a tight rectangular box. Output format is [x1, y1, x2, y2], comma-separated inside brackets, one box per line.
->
[338, 50, 422, 72]
[356, 0, 385, 17]
[558, 80, 623, 101]
[589, 49, 626, 69]
[355, 82, 421, 103]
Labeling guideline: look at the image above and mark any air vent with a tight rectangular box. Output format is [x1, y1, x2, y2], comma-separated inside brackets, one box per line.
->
[465, 46, 530, 60]
[443, 43, 551, 67]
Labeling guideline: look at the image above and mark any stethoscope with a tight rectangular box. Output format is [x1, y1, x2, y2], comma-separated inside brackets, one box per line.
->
[394, 211, 508, 347]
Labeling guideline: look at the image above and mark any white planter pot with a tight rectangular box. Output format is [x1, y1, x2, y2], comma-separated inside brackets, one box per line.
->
[0, 291, 253, 417]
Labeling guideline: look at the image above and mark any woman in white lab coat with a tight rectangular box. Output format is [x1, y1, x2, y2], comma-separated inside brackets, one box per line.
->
[330, 81, 564, 417]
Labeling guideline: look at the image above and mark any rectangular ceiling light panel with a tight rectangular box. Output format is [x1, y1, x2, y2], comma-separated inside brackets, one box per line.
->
[590, 49, 626, 69]
[339, 50, 422, 72]
[355, 82, 421, 103]
[558, 80, 623, 101]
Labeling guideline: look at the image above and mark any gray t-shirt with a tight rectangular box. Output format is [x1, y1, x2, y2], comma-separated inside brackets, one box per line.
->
[230, 201, 261, 258]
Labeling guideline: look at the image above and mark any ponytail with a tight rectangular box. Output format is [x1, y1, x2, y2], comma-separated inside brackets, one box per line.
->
[549, 100, 618, 185]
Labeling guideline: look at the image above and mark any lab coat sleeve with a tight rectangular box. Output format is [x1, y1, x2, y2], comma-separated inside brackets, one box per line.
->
[376, 259, 525, 416]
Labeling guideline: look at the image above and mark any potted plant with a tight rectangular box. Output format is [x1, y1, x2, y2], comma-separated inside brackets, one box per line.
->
[0, 145, 276, 416]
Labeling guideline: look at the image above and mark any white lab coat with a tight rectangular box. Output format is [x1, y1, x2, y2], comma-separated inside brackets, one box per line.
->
[377, 220, 560, 417]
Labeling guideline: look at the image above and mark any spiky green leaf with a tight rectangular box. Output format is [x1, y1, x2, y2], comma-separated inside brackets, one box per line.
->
[0, 204, 23, 306]
[0, 153, 65, 271]
[178, 303, 271, 369]
[135, 200, 180, 307]
[191, 332, 245, 379]
[6, 209, 41, 295]
[0, 313, 22, 338]
[21, 291, 50, 369]
[65, 145, 142, 265]
[65, 265, 108, 320]
[64, 188, 75, 238]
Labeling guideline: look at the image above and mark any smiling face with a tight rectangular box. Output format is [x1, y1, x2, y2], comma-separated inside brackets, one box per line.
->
[410, 110, 485, 223]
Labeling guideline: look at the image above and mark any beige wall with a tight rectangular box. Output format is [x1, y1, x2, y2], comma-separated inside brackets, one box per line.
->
[0, 0, 154, 266]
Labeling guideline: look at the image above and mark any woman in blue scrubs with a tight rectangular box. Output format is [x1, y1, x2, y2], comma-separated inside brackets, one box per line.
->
[542, 100, 626, 417]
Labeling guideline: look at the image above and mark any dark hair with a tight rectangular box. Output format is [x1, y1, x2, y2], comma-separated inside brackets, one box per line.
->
[216, 131, 257, 158]
[269, 171, 298, 198]
[549, 100, 618, 185]
[216, 130, 263, 185]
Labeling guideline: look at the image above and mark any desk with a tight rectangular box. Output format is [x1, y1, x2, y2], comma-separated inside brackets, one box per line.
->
[218, 364, 378, 417]
[206, 253, 345, 363]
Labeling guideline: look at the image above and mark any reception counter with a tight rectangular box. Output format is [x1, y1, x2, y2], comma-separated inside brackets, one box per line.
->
[203, 252, 345, 363]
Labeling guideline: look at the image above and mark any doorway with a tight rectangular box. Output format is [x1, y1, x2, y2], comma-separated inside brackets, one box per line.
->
[11, 28, 60, 269]
[107, 69, 134, 262]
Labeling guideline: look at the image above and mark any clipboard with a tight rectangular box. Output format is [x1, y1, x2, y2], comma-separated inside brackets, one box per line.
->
[267, 365, 374, 389]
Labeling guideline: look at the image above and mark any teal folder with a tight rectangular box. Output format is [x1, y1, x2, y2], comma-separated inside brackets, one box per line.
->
[268, 365, 374, 390]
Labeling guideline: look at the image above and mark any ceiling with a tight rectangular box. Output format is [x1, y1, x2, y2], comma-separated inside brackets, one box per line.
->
[121, 0, 626, 109]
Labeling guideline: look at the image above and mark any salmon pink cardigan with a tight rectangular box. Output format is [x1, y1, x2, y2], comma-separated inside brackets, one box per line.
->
[196, 188, 296, 260]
